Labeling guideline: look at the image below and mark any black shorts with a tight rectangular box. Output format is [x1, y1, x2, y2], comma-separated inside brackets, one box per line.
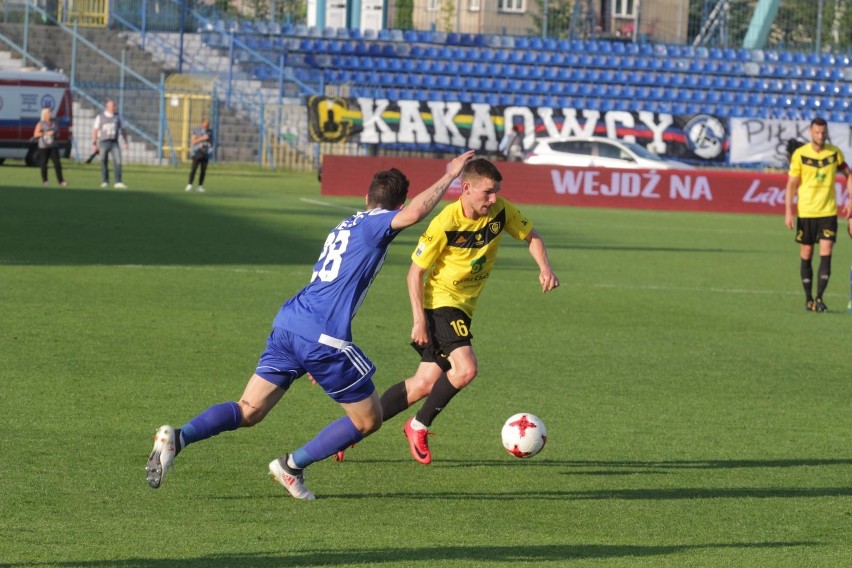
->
[796, 216, 838, 245]
[411, 307, 473, 373]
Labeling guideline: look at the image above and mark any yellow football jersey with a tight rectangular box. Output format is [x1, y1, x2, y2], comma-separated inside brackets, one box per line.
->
[789, 143, 846, 218]
[412, 196, 534, 317]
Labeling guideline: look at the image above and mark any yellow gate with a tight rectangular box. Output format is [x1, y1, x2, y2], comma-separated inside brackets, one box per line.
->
[163, 74, 215, 162]
[58, 0, 109, 27]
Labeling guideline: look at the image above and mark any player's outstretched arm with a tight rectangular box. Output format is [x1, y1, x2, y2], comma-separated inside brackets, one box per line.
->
[525, 229, 560, 293]
[391, 150, 475, 230]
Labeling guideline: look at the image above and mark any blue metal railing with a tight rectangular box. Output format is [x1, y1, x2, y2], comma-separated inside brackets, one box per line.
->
[2, 1, 180, 164]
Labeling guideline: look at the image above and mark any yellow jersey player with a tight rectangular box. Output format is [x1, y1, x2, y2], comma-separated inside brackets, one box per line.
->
[337, 157, 559, 464]
[785, 117, 852, 312]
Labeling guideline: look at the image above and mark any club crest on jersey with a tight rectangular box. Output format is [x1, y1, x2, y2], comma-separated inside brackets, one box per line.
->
[489, 221, 501, 234]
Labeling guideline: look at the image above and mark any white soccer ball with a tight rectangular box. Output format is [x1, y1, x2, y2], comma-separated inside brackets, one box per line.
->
[501, 413, 547, 458]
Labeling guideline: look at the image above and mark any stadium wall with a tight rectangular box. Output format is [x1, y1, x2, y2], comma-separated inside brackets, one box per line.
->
[320, 156, 850, 215]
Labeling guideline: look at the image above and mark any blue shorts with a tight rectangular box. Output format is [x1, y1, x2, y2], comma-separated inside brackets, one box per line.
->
[255, 327, 376, 404]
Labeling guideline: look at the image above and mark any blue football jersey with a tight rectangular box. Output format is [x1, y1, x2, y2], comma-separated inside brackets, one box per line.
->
[273, 208, 401, 344]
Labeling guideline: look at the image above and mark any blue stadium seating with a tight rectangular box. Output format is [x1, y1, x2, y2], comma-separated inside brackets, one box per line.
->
[210, 16, 852, 126]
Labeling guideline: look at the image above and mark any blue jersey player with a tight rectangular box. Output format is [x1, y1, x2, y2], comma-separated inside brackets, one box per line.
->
[146, 150, 475, 499]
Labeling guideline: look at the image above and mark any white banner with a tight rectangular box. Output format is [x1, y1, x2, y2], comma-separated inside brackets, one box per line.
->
[730, 118, 852, 168]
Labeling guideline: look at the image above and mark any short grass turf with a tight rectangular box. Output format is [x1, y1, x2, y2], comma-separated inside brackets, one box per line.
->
[1, 161, 851, 567]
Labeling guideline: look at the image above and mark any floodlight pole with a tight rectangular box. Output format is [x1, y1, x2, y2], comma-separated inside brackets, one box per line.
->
[815, 0, 824, 53]
[178, 0, 186, 73]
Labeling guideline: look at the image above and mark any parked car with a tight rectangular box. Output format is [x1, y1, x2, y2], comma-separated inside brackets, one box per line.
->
[524, 136, 693, 170]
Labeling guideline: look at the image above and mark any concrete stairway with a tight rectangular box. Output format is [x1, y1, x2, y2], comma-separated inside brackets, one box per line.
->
[126, 31, 309, 165]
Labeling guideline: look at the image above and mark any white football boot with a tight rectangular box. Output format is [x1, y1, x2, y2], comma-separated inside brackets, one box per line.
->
[146, 425, 176, 488]
[268, 456, 315, 500]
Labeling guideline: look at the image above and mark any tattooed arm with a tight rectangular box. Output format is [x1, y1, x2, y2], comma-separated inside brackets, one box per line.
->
[391, 150, 474, 230]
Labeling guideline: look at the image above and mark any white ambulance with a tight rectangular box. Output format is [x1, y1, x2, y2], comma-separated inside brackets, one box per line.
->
[0, 68, 73, 165]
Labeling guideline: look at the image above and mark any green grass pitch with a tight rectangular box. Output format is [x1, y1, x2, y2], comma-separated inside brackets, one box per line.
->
[2, 161, 851, 567]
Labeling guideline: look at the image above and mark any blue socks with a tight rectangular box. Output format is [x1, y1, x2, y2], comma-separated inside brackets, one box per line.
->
[180, 401, 243, 448]
[176, 402, 364, 471]
[291, 417, 364, 469]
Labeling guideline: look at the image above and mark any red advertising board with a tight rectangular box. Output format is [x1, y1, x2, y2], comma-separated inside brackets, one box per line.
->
[321, 156, 850, 215]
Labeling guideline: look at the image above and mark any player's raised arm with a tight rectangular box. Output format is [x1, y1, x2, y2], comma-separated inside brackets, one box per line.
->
[391, 150, 475, 230]
[525, 229, 560, 293]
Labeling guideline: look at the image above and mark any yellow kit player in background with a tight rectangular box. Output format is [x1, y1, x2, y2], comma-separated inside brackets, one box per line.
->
[785, 117, 852, 312]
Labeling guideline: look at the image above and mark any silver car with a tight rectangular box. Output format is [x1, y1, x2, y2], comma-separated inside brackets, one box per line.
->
[524, 136, 694, 169]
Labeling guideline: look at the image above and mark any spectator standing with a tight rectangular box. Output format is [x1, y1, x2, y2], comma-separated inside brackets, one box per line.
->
[185, 119, 213, 193]
[92, 100, 128, 189]
[33, 107, 67, 187]
[499, 124, 525, 162]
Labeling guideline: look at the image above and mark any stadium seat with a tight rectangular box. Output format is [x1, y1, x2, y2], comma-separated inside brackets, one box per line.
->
[671, 101, 689, 115]
[529, 94, 546, 107]
[541, 66, 560, 81]
[471, 34, 488, 47]
[746, 92, 765, 106]
[433, 74, 450, 89]
[522, 80, 540, 95]
[484, 93, 501, 106]
[721, 91, 737, 105]
[426, 59, 444, 74]
[540, 95, 559, 109]
[666, 73, 684, 87]
[435, 45, 454, 60]
[526, 65, 543, 80]
[650, 86, 667, 100]
[528, 49, 543, 64]
[406, 88, 427, 101]
[478, 48, 497, 62]
[698, 74, 714, 88]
